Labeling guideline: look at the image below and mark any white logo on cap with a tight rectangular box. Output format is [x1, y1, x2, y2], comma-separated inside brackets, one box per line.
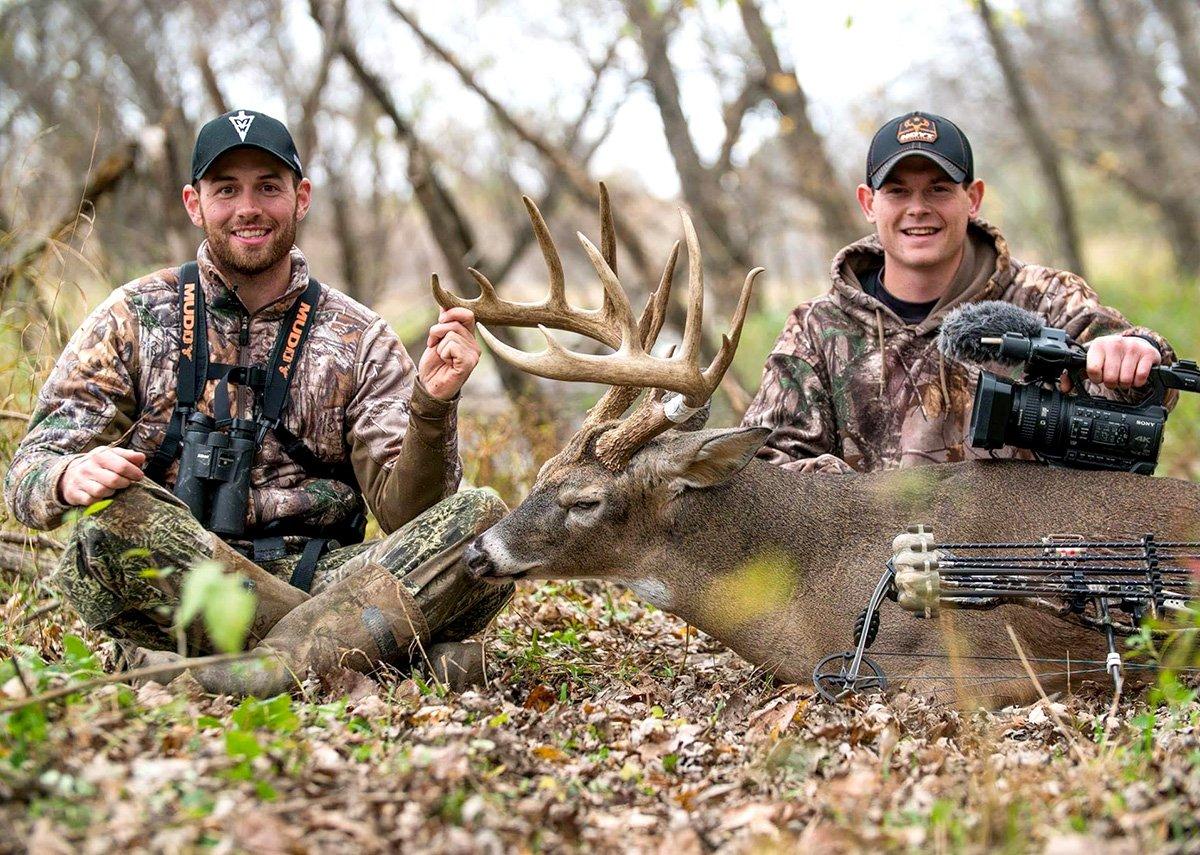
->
[229, 111, 255, 142]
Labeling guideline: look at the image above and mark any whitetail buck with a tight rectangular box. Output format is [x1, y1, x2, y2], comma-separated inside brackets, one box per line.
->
[435, 188, 1200, 705]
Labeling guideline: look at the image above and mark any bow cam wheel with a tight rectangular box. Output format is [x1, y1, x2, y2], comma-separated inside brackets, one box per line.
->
[812, 652, 888, 703]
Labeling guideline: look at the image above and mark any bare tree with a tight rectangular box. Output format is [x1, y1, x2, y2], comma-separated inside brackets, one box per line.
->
[737, 0, 861, 248]
[387, 2, 754, 411]
[1081, 0, 1200, 275]
[976, 0, 1086, 277]
[1151, 0, 1200, 120]
[621, 0, 756, 281]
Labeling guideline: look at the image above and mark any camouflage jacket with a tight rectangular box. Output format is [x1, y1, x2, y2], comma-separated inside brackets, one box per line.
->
[5, 242, 461, 535]
[742, 220, 1175, 473]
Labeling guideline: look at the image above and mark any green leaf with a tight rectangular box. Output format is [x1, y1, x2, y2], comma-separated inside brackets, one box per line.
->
[61, 635, 97, 669]
[487, 712, 510, 728]
[82, 499, 113, 517]
[262, 695, 298, 733]
[225, 728, 262, 760]
[175, 562, 256, 653]
[254, 780, 278, 801]
[203, 573, 256, 654]
[175, 562, 223, 632]
[196, 715, 223, 730]
[232, 697, 266, 730]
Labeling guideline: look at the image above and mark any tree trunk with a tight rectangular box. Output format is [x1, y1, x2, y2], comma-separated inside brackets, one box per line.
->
[333, 32, 566, 445]
[621, 0, 750, 280]
[1083, 0, 1200, 278]
[1151, 0, 1200, 120]
[977, 0, 1087, 277]
[738, 0, 861, 249]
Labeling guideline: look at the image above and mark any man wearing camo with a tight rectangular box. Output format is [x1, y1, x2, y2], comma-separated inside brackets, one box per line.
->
[5, 110, 512, 695]
[743, 111, 1173, 473]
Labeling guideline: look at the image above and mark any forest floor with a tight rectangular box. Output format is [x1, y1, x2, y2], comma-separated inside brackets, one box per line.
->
[2, 574, 1199, 854]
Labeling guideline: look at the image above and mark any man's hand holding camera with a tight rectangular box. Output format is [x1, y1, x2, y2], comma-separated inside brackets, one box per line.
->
[1079, 334, 1161, 391]
[418, 306, 481, 401]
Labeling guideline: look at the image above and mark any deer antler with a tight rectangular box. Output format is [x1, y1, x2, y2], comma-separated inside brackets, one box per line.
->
[432, 184, 762, 470]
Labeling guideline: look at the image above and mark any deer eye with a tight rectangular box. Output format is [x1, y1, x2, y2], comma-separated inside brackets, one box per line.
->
[570, 499, 600, 512]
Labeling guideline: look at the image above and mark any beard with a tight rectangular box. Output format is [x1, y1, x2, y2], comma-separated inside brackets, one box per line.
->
[202, 205, 298, 278]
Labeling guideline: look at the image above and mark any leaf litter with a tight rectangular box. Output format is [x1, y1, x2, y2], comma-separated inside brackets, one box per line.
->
[1, 578, 1198, 853]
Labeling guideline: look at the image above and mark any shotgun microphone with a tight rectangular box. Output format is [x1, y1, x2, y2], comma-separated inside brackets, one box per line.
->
[937, 301, 1048, 366]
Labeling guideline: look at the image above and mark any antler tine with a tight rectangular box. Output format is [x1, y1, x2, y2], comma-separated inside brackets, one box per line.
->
[583, 243, 679, 427]
[702, 266, 763, 389]
[599, 182, 617, 274]
[678, 210, 705, 366]
[522, 195, 567, 310]
[577, 232, 643, 356]
[640, 240, 677, 348]
[582, 239, 679, 426]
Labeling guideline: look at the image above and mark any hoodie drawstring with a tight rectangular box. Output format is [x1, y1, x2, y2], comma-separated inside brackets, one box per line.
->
[938, 349, 950, 407]
[875, 309, 886, 396]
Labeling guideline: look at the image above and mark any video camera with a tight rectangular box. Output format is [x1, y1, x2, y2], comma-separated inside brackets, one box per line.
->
[939, 302, 1200, 475]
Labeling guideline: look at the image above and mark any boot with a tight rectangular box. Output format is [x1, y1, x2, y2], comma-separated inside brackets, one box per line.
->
[206, 533, 310, 643]
[426, 640, 488, 692]
[193, 562, 429, 697]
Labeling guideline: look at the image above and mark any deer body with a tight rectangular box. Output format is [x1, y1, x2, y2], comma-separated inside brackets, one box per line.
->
[472, 438, 1199, 703]
[439, 188, 1198, 705]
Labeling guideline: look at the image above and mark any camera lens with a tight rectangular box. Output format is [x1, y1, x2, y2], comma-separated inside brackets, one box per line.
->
[1012, 384, 1065, 452]
[969, 372, 1014, 449]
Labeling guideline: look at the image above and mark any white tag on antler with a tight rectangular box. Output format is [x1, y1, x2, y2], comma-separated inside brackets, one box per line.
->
[663, 394, 703, 424]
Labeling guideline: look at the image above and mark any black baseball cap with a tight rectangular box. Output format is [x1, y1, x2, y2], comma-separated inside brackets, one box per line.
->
[865, 111, 973, 189]
[190, 109, 304, 183]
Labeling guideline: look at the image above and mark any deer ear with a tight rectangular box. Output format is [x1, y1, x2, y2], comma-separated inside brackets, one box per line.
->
[663, 427, 771, 490]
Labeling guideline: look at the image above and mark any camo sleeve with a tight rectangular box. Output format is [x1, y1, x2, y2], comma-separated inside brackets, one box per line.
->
[4, 289, 140, 530]
[741, 306, 854, 474]
[346, 317, 463, 534]
[1010, 266, 1177, 408]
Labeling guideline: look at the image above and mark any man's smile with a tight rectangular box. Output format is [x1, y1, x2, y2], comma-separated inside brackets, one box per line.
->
[231, 225, 272, 247]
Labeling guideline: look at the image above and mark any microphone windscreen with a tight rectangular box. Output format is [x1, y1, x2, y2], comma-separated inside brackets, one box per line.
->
[938, 301, 1046, 365]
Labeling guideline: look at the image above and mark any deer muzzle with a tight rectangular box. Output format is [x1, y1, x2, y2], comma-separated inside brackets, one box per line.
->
[464, 541, 496, 580]
[464, 534, 543, 582]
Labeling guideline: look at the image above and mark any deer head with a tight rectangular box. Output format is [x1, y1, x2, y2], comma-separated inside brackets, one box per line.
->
[432, 185, 766, 586]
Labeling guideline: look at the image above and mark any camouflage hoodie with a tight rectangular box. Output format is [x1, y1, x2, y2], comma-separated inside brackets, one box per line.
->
[5, 242, 461, 536]
[742, 220, 1175, 473]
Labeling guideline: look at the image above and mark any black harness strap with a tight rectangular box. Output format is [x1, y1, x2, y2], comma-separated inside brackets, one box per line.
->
[145, 267, 363, 590]
[257, 277, 322, 443]
[146, 262, 207, 483]
[289, 537, 328, 593]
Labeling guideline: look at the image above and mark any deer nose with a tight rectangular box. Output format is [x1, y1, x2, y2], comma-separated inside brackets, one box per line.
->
[464, 541, 495, 580]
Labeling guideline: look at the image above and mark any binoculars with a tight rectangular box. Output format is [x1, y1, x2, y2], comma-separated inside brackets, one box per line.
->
[174, 412, 256, 536]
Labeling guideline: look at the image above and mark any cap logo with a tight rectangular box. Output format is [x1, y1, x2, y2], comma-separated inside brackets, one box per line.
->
[897, 116, 937, 144]
[229, 111, 255, 142]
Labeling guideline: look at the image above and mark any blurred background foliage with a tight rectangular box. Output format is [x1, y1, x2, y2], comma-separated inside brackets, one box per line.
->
[2, 0, 1199, 508]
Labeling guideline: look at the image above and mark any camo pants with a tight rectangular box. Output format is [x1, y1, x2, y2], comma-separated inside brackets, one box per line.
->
[53, 479, 514, 654]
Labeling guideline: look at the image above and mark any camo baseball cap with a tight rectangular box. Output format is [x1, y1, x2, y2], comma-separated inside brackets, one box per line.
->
[190, 109, 304, 182]
[866, 111, 973, 189]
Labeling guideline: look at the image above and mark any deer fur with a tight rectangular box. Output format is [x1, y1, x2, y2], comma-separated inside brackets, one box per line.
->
[467, 425, 1200, 706]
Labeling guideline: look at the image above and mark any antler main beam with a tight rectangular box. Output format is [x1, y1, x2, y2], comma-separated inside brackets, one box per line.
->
[432, 184, 763, 469]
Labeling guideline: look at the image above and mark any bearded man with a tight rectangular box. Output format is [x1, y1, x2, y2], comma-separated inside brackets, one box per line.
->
[743, 111, 1174, 473]
[5, 110, 511, 694]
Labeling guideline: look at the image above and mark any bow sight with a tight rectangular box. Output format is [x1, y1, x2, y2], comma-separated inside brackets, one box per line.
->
[812, 525, 1199, 703]
[969, 326, 1200, 474]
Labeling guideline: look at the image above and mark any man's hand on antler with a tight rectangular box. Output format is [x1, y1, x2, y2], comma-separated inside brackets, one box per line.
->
[418, 307, 481, 401]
